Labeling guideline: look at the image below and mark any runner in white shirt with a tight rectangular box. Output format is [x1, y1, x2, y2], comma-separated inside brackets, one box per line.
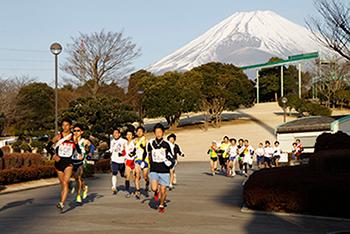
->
[264, 140, 274, 168]
[109, 129, 127, 195]
[255, 143, 265, 169]
[273, 141, 282, 167]
[124, 129, 137, 198]
[226, 138, 238, 177]
[237, 139, 245, 175]
[242, 140, 254, 176]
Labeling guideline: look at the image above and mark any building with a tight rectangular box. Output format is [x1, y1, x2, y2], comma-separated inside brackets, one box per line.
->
[275, 115, 350, 153]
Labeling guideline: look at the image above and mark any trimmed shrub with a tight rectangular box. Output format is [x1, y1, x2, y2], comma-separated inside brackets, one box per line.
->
[1, 153, 44, 169]
[278, 95, 332, 116]
[0, 165, 56, 184]
[314, 131, 350, 152]
[1, 145, 11, 154]
[301, 102, 332, 116]
[244, 149, 350, 218]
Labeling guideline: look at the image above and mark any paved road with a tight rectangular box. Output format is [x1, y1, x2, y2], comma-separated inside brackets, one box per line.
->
[1, 162, 350, 234]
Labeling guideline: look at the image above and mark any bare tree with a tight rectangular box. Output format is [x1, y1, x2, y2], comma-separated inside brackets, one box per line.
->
[63, 30, 141, 97]
[306, 0, 350, 61]
[315, 59, 350, 107]
[0, 75, 34, 132]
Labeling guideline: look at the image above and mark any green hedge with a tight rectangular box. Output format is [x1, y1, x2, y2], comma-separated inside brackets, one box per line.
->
[278, 94, 331, 116]
[244, 145, 350, 218]
[0, 153, 44, 170]
[0, 165, 56, 184]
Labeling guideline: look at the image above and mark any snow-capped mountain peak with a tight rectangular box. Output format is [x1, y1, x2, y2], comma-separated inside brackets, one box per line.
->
[147, 10, 326, 74]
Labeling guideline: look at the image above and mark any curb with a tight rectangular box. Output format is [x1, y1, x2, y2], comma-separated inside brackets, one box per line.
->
[241, 205, 350, 223]
[0, 180, 59, 195]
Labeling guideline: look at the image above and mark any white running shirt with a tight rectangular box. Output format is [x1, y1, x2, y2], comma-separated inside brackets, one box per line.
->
[110, 138, 127, 163]
[264, 146, 274, 158]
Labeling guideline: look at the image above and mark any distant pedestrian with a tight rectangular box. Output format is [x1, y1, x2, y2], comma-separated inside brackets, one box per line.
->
[255, 143, 265, 169]
[273, 141, 281, 167]
[264, 141, 274, 168]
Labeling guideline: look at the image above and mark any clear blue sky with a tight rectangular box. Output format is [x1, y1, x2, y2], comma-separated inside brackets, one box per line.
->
[0, 0, 318, 85]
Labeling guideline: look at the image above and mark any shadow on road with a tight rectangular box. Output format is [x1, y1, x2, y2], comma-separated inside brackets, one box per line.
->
[144, 113, 241, 131]
[61, 192, 104, 214]
[236, 111, 276, 135]
[0, 198, 34, 213]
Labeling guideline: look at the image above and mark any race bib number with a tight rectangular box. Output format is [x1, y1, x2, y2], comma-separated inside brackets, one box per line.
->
[113, 142, 122, 153]
[152, 148, 166, 163]
[58, 143, 74, 158]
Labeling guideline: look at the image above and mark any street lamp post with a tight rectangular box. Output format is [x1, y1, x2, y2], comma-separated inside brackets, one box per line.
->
[50, 43, 62, 135]
[281, 96, 288, 123]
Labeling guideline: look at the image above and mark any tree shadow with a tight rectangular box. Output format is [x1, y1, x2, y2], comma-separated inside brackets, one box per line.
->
[0, 198, 34, 212]
[143, 113, 241, 131]
[236, 111, 276, 135]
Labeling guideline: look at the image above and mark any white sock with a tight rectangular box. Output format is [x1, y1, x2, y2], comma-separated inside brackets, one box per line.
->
[112, 175, 117, 189]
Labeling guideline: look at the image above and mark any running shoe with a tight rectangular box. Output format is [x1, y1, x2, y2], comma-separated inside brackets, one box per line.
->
[56, 202, 64, 211]
[125, 192, 131, 198]
[135, 192, 141, 200]
[112, 187, 117, 195]
[82, 186, 88, 199]
[212, 172, 215, 176]
[158, 205, 165, 213]
[76, 195, 82, 203]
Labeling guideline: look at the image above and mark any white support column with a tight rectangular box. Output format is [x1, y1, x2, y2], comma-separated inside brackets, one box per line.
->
[256, 69, 260, 104]
[281, 66, 284, 97]
[298, 63, 302, 98]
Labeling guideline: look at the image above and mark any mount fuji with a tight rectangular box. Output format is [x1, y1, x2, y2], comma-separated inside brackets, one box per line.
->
[147, 10, 327, 74]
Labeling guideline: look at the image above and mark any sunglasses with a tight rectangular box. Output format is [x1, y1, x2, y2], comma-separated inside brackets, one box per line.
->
[73, 129, 81, 132]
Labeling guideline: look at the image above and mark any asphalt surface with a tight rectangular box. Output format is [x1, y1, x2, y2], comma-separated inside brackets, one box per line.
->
[1, 162, 350, 234]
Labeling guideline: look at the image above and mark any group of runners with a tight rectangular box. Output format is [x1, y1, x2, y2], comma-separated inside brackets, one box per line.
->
[48, 118, 184, 213]
[108, 123, 184, 213]
[207, 136, 303, 177]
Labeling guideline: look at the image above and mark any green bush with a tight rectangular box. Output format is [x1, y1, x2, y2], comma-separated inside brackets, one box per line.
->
[0, 165, 56, 184]
[12, 141, 22, 153]
[244, 147, 350, 218]
[30, 141, 46, 153]
[278, 95, 331, 116]
[302, 102, 332, 116]
[12, 141, 32, 153]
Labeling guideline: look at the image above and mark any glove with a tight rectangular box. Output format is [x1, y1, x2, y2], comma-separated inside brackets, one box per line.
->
[164, 159, 172, 167]
[140, 161, 146, 169]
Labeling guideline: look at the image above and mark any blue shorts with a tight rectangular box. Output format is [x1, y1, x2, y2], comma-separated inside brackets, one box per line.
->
[229, 156, 236, 161]
[135, 160, 149, 169]
[150, 172, 170, 187]
[264, 157, 272, 164]
[257, 156, 264, 164]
